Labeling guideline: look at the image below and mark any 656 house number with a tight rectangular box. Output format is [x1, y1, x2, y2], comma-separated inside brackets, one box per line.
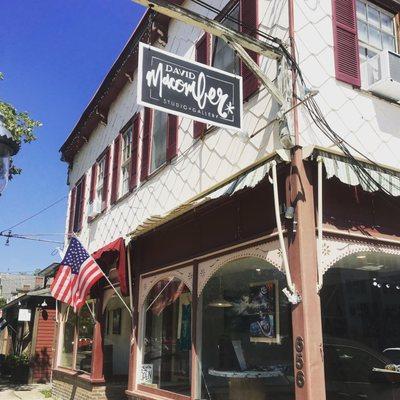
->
[295, 337, 305, 388]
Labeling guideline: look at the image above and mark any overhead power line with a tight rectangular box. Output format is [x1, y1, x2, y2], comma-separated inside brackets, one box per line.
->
[0, 195, 67, 234]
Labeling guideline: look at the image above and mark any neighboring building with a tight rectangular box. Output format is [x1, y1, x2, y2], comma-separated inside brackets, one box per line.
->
[0, 266, 57, 383]
[52, 1, 400, 400]
[0, 273, 42, 302]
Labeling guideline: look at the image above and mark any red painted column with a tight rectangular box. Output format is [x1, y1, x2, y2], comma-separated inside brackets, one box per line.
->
[287, 0, 326, 397]
[128, 273, 140, 392]
[286, 152, 326, 400]
[91, 298, 105, 382]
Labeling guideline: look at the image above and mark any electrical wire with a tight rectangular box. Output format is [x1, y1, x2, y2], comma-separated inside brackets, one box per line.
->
[0, 231, 64, 245]
[0, 195, 68, 234]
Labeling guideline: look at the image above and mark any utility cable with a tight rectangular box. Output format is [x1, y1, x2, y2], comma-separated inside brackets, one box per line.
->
[0, 231, 64, 245]
[0, 195, 67, 234]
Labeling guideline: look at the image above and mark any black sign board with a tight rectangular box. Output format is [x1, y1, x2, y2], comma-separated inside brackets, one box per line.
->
[138, 43, 243, 130]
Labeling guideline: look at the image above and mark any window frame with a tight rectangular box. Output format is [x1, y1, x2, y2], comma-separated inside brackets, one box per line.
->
[72, 175, 86, 233]
[57, 300, 96, 374]
[134, 241, 291, 400]
[120, 125, 133, 198]
[136, 268, 194, 400]
[357, 0, 398, 58]
[96, 155, 106, 205]
[149, 110, 169, 175]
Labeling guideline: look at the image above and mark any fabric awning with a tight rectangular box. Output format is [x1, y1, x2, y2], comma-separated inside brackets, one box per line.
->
[130, 159, 274, 238]
[92, 237, 128, 295]
[318, 151, 400, 196]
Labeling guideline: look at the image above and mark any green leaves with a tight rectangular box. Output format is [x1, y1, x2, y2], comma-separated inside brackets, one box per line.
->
[0, 72, 41, 179]
[0, 101, 41, 144]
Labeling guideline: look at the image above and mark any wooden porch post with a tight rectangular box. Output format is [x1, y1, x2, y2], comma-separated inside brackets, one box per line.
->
[286, 150, 326, 400]
[91, 297, 105, 382]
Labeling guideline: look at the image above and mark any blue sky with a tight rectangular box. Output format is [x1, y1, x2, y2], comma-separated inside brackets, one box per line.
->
[0, 1, 145, 273]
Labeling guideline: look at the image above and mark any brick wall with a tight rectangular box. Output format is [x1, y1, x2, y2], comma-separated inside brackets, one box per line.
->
[52, 370, 127, 400]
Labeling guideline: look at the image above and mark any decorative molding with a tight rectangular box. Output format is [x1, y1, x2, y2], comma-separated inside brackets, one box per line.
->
[319, 234, 400, 278]
[198, 240, 283, 295]
[139, 265, 193, 309]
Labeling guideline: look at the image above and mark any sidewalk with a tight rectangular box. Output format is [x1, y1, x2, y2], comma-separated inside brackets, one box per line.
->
[0, 378, 53, 400]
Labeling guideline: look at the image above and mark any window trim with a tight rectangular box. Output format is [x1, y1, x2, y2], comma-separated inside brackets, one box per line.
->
[120, 126, 133, 198]
[357, 0, 398, 55]
[71, 175, 86, 234]
[134, 240, 286, 399]
[58, 300, 96, 374]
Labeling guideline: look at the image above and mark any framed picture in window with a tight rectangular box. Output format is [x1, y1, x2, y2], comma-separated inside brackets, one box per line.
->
[112, 308, 122, 335]
[248, 280, 280, 344]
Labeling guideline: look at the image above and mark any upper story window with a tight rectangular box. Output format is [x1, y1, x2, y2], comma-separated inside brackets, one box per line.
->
[333, 0, 399, 88]
[150, 110, 168, 173]
[141, 108, 178, 182]
[96, 155, 106, 205]
[68, 175, 86, 234]
[213, 4, 240, 74]
[120, 127, 132, 197]
[357, 0, 396, 61]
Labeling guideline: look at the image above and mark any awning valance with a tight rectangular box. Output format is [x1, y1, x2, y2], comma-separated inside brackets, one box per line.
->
[318, 151, 400, 197]
[92, 237, 128, 295]
[130, 158, 275, 238]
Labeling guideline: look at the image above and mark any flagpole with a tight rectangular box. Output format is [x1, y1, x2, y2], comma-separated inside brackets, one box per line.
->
[69, 233, 132, 317]
[101, 271, 132, 317]
[127, 242, 134, 316]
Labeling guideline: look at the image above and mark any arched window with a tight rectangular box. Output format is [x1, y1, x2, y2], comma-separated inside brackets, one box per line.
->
[139, 277, 192, 396]
[321, 251, 400, 400]
[198, 257, 294, 400]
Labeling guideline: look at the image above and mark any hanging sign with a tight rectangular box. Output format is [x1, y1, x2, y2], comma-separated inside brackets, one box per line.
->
[18, 309, 31, 322]
[137, 42, 243, 131]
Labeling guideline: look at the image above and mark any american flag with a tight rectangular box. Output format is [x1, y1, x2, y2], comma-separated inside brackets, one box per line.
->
[50, 237, 104, 312]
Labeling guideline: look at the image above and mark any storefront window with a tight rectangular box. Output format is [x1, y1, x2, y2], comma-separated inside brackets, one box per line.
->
[321, 252, 400, 400]
[59, 308, 76, 369]
[199, 257, 294, 400]
[140, 278, 192, 396]
[75, 301, 96, 373]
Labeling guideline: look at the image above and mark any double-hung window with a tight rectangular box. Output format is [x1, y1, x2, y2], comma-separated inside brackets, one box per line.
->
[357, 0, 396, 61]
[96, 155, 106, 207]
[333, 0, 399, 87]
[150, 110, 168, 173]
[120, 127, 132, 197]
[212, 4, 241, 74]
[68, 175, 86, 234]
[141, 108, 178, 181]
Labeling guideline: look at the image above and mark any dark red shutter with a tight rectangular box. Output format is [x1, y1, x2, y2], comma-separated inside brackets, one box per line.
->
[111, 135, 121, 204]
[194, 33, 210, 138]
[167, 114, 178, 162]
[102, 147, 111, 211]
[89, 164, 97, 204]
[68, 187, 76, 235]
[78, 175, 86, 231]
[240, 0, 260, 101]
[140, 108, 152, 182]
[332, 0, 361, 86]
[129, 114, 140, 191]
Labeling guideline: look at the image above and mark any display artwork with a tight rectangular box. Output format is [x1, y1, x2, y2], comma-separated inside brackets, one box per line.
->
[112, 308, 122, 335]
[140, 363, 153, 384]
[248, 280, 280, 343]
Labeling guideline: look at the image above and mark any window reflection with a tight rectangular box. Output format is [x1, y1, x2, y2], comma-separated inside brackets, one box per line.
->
[322, 252, 400, 400]
[60, 309, 76, 369]
[141, 278, 192, 395]
[75, 302, 95, 373]
[199, 258, 294, 400]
